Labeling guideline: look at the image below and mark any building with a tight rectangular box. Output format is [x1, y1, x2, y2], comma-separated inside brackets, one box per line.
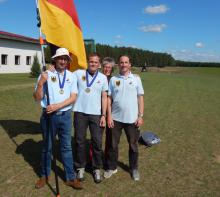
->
[0, 31, 42, 73]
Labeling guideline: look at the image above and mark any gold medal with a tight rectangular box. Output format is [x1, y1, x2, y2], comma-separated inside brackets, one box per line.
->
[85, 88, 90, 93]
[59, 89, 64, 94]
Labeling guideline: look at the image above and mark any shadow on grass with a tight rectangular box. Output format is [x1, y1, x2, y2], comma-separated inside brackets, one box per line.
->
[117, 161, 130, 173]
[0, 119, 72, 194]
[0, 119, 41, 146]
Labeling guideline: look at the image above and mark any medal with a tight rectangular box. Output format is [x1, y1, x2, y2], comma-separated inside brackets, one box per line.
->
[59, 89, 64, 94]
[85, 70, 98, 93]
[58, 69, 66, 95]
[85, 88, 90, 93]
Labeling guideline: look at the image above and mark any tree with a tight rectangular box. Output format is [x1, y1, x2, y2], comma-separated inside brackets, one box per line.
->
[30, 54, 41, 78]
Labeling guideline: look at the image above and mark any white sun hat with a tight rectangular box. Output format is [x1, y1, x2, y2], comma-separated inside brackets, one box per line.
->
[52, 48, 72, 61]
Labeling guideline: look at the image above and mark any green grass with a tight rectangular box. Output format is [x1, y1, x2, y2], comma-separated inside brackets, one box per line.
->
[0, 68, 220, 196]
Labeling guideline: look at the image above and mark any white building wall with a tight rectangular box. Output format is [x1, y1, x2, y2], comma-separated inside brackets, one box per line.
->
[0, 39, 43, 73]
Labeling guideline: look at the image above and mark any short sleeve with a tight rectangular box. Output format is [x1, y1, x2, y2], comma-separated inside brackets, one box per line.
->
[102, 76, 109, 92]
[71, 71, 78, 94]
[108, 78, 113, 96]
[136, 76, 144, 95]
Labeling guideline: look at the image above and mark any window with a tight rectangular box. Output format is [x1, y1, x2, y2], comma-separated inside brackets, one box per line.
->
[1, 54, 7, 65]
[15, 55, 20, 65]
[26, 56, 31, 65]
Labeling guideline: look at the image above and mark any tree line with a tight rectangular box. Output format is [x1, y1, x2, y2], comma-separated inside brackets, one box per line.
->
[43, 43, 220, 68]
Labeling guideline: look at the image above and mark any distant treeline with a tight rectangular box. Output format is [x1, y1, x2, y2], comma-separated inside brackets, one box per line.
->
[91, 44, 176, 67]
[44, 43, 220, 67]
[175, 60, 220, 67]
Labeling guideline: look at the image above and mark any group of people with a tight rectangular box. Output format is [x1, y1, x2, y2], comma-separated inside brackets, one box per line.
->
[33, 47, 144, 190]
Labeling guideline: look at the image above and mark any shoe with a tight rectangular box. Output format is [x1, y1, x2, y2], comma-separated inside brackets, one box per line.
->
[77, 168, 85, 181]
[131, 169, 140, 181]
[35, 176, 50, 189]
[103, 169, 118, 179]
[93, 169, 102, 183]
[65, 179, 83, 190]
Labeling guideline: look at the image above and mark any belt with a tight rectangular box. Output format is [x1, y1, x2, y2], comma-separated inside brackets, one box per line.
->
[42, 108, 71, 116]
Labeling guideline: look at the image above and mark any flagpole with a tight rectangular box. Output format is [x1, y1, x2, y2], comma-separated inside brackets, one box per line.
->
[35, 1, 60, 196]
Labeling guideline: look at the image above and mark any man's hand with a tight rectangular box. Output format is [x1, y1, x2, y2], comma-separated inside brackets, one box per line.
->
[46, 104, 60, 114]
[38, 72, 48, 86]
[100, 115, 106, 127]
[107, 115, 114, 128]
[135, 117, 144, 127]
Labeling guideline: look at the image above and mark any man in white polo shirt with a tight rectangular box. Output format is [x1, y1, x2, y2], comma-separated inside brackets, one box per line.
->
[104, 55, 144, 181]
[34, 48, 82, 190]
[73, 53, 108, 183]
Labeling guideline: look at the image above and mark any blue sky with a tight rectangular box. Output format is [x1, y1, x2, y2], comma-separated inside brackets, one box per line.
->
[0, 0, 220, 62]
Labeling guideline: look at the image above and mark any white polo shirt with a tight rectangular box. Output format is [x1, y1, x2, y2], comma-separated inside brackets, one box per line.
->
[73, 69, 108, 115]
[36, 70, 77, 111]
[108, 72, 144, 123]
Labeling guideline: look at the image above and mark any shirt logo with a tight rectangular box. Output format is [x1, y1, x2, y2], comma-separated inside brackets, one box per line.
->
[51, 76, 56, 82]
[97, 80, 100, 83]
[116, 80, 120, 86]
[82, 76, 86, 81]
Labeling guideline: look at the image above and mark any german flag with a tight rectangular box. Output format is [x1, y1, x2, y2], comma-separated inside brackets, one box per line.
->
[39, 0, 87, 71]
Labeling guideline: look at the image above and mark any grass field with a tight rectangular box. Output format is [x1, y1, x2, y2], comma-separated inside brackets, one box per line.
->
[0, 67, 220, 197]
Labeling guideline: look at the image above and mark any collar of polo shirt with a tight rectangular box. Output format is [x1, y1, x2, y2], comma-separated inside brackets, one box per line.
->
[118, 72, 132, 79]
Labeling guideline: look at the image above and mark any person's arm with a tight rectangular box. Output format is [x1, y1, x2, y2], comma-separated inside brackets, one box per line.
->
[33, 72, 48, 101]
[46, 92, 77, 114]
[107, 95, 114, 128]
[135, 95, 144, 127]
[100, 91, 107, 127]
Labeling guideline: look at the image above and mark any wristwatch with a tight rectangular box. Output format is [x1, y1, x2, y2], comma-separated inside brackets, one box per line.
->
[138, 113, 144, 118]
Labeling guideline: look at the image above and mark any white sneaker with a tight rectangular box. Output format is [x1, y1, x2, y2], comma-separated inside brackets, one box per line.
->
[93, 169, 102, 183]
[104, 169, 118, 179]
[131, 169, 140, 181]
[77, 168, 85, 181]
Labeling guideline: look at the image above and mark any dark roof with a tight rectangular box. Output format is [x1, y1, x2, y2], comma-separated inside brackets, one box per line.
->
[0, 30, 40, 44]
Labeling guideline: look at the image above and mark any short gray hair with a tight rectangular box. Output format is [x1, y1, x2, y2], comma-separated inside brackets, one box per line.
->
[102, 57, 115, 67]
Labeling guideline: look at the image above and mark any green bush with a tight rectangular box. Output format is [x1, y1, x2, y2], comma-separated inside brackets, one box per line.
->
[30, 54, 41, 77]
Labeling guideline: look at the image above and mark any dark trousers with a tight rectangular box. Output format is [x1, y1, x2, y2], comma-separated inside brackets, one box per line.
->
[74, 112, 104, 169]
[106, 120, 140, 170]
[104, 126, 111, 158]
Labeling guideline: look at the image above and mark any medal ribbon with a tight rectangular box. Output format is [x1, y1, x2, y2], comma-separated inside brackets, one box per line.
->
[58, 69, 66, 90]
[86, 70, 98, 88]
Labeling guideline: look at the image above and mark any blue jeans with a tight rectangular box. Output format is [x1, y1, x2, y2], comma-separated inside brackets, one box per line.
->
[40, 109, 76, 181]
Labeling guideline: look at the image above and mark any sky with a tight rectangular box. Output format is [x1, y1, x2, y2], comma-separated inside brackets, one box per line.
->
[0, 0, 220, 62]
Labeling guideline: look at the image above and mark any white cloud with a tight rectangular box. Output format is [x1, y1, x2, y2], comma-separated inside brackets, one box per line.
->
[115, 35, 122, 39]
[140, 24, 166, 33]
[144, 4, 169, 14]
[168, 49, 220, 62]
[195, 42, 204, 48]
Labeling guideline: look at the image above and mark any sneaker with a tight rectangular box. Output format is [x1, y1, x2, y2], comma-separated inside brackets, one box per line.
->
[93, 169, 102, 183]
[77, 168, 85, 181]
[131, 169, 140, 181]
[103, 169, 118, 179]
[65, 179, 83, 190]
